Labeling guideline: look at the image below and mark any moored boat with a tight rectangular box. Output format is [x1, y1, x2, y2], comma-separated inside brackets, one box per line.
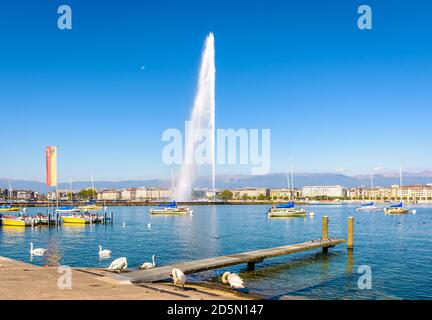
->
[79, 200, 102, 212]
[0, 205, 21, 212]
[268, 201, 307, 218]
[149, 201, 192, 215]
[356, 201, 381, 212]
[384, 202, 409, 214]
[61, 214, 90, 224]
[55, 205, 81, 213]
[1, 214, 32, 227]
[384, 167, 410, 214]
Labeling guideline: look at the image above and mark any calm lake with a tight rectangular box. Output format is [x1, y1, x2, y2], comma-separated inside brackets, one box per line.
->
[1, 205, 431, 299]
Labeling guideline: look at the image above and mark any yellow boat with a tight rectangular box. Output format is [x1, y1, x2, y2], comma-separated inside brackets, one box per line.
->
[1, 216, 31, 227]
[0, 206, 21, 212]
[61, 215, 90, 224]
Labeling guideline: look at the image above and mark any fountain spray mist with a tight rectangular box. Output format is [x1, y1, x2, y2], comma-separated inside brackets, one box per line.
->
[176, 33, 216, 201]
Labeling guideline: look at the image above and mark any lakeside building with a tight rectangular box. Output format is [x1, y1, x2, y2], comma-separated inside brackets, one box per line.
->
[121, 188, 137, 201]
[47, 190, 75, 201]
[270, 188, 301, 199]
[399, 185, 432, 200]
[232, 188, 270, 199]
[97, 189, 121, 201]
[302, 185, 346, 198]
[118, 187, 173, 201]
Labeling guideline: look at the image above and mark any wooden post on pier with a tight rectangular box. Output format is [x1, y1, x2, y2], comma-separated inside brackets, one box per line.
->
[348, 216, 354, 250]
[322, 215, 329, 253]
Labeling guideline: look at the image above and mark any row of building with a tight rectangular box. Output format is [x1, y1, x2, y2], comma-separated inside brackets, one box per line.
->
[226, 184, 432, 200]
[4, 184, 432, 202]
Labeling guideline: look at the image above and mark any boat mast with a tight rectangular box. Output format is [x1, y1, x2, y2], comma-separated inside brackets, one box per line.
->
[69, 179, 73, 206]
[91, 175, 95, 200]
[8, 180, 12, 205]
[399, 166, 403, 203]
[286, 170, 291, 200]
[290, 166, 294, 200]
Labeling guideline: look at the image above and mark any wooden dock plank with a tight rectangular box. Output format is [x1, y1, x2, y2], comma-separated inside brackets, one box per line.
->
[126, 239, 345, 283]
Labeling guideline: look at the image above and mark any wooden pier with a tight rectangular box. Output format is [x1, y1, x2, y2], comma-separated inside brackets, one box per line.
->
[126, 238, 346, 283]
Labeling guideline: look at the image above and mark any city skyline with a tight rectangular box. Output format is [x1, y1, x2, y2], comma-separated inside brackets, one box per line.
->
[1, 0, 432, 181]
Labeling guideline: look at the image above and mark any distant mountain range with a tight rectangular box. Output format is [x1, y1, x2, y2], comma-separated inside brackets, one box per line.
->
[2, 171, 432, 193]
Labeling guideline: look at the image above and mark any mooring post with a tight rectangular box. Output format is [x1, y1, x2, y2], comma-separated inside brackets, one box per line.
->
[110, 211, 113, 224]
[104, 211, 107, 224]
[348, 216, 354, 250]
[322, 215, 329, 253]
[48, 213, 51, 227]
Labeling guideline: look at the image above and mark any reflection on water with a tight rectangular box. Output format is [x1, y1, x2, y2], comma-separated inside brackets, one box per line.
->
[1, 205, 431, 299]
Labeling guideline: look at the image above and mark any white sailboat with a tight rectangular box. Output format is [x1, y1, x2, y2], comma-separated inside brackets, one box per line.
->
[384, 167, 409, 214]
[356, 174, 381, 212]
[268, 166, 306, 217]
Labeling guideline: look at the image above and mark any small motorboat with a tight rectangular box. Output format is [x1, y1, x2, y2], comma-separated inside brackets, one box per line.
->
[61, 213, 91, 224]
[1, 214, 32, 227]
[0, 205, 21, 212]
[268, 201, 307, 218]
[149, 201, 191, 215]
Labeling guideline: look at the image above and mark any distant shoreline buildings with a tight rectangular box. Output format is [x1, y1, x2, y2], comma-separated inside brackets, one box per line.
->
[2, 184, 432, 203]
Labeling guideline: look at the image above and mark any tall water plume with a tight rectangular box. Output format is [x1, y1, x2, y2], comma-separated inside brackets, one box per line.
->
[176, 33, 215, 201]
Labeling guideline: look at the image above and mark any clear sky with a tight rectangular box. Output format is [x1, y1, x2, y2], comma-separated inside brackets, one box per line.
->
[0, 0, 431, 181]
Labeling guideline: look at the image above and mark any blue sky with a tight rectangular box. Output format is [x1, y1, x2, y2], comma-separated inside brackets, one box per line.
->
[0, 0, 431, 181]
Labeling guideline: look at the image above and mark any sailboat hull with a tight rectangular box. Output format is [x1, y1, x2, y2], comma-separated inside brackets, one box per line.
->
[384, 208, 409, 214]
[268, 208, 307, 218]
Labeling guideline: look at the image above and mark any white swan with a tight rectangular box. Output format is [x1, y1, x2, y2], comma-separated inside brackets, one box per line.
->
[222, 271, 245, 289]
[98, 245, 112, 258]
[30, 242, 47, 256]
[172, 268, 186, 289]
[139, 255, 156, 269]
[107, 257, 128, 273]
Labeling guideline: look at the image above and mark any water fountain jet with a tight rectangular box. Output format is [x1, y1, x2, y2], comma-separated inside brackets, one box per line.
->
[176, 33, 216, 201]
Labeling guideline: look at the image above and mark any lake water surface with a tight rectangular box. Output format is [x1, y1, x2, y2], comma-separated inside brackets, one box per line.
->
[1, 205, 431, 299]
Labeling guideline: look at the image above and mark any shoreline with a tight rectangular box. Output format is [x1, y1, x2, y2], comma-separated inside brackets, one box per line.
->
[2, 200, 429, 208]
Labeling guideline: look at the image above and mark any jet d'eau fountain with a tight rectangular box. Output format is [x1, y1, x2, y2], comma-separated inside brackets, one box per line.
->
[175, 33, 216, 201]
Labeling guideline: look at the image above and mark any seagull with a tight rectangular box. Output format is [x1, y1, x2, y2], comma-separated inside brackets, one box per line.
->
[30, 242, 47, 256]
[98, 245, 112, 258]
[147, 223, 151, 229]
[107, 257, 128, 273]
[122, 221, 126, 228]
[221, 271, 245, 289]
[139, 255, 156, 270]
[172, 268, 186, 289]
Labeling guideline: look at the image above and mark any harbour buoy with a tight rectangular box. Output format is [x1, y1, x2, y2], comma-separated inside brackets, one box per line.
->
[412, 210, 417, 214]
[309, 212, 315, 217]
